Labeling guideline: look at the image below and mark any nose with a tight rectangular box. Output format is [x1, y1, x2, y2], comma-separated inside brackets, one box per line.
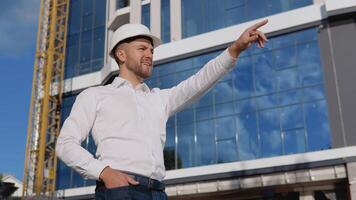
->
[145, 49, 153, 59]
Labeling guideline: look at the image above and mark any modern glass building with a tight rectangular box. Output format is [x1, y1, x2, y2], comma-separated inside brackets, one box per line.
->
[54, 0, 356, 199]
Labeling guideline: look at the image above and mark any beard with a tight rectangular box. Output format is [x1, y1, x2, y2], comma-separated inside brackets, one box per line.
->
[127, 57, 152, 79]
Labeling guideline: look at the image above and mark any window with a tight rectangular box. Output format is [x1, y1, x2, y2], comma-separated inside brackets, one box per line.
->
[64, 0, 106, 79]
[146, 28, 332, 170]
[181, 0, 313, 38]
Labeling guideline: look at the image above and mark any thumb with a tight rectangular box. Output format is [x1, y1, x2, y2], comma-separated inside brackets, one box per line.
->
[127, 176, 140, 185]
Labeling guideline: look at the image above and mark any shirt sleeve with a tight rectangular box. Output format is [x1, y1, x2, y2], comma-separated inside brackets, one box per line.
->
[55, 88, 107, 180]
[163, 48, 237, 117]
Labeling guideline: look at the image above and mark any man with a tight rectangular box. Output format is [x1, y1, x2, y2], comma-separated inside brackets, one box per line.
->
[56, 20, 268, 200]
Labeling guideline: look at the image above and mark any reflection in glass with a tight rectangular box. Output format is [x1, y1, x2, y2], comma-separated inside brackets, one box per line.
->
[259, 109, 282, 157]
[177, 123, 195, 168]
[64, 0, 106, 79]
[280, 104, 303, 130]
[304, 101, 331, 151]
[284, 129, 306, 154]
[236, 113, 258, 160]
[181, 0, 312, 38]
[217, 140, 238, 163]
[254, 52, 276, 95]
[142, 4, 150, 28]
[196, 120, 215, 166]
[215, 116, 235, 140]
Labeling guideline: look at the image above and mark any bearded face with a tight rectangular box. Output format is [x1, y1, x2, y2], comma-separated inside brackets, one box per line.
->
[116, 38, 154, 80]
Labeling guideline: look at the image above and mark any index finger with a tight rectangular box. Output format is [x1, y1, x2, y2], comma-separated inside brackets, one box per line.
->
[249, 19, 268, 31]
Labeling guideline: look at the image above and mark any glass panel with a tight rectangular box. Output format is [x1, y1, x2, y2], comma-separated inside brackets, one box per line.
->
[217, 139, 238, 163]
[94, 0, 106, 27]
[224, 0, 246, 26]
[246, 0, 268, 19]
[71, 170, 84, 188]
[196, 91, 213, 107]
[233, 57, 254, 99]
[215, 102, 234, 118]
[279, 89, 303, 106]
[181, 0, 203, 38]
[92, 27, 105, 60]
[274, 46, 297, 69]
[116, 0, 129, 9]
[159, 74, 176, 88]
[277, 67, 300, 91]
[204, 0, 224, 32]
[298, 42, 323, 86]
[181, 0, 312, 38]
[214, 80, 233, 104]
[177, 123, 195, 168]
[236, 113, 259, 160]
[256, 93, 278, 110]
[196, 120, 215, 166]
[142, 4, 150, 28]
[283, 129, 306, 154]
[56, 160, 71, 189]
[290, 0, 313, 9]
[64, 0, 106, 79]
[215, 116, 235, 140]
[304, 101, 332, 151]
[161, 0, 170, 43]
[254, 51, 276, 95]
[68, 0, 81, 35]
[259, 109, 282, 157]
[177, 109, 194, 125]
[235, 98, 256, 114]
[303, 85, 326, 101]
[280, 104, 303, 130]
[196, 105, 213, 121]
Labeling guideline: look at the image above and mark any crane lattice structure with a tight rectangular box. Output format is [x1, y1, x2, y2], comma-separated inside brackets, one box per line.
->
[22, 0, 69, 198]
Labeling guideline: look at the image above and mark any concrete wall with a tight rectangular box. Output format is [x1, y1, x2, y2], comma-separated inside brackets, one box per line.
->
[319, 13, 356, 147]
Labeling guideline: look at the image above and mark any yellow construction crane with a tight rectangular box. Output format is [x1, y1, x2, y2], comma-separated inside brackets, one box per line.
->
[22, 0, 69, 197]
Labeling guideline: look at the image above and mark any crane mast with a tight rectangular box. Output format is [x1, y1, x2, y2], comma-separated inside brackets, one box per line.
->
[22, 0, 69, 197]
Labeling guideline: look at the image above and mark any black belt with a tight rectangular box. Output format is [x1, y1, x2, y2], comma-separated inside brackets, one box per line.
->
[96, 172, 165, 191]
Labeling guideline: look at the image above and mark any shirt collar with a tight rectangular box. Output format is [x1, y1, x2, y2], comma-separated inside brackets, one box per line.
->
[112, 77, 150, 92]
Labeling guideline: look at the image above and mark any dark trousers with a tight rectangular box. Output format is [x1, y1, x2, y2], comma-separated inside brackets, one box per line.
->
[95, 185, 168, 200]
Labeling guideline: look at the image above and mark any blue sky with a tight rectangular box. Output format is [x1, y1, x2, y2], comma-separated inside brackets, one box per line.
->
[0, 1, 40, 180]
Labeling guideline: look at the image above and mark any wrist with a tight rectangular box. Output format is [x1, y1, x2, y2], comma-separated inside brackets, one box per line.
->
[228, 45, 242, 58]
[99, 166, 110, 181]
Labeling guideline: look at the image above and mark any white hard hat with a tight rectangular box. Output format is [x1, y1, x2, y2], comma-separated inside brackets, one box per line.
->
[109, 23, 162, 58]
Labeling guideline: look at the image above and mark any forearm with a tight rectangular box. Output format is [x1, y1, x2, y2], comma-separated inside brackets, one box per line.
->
[166, 48, 237, 116]
[56, 132, 107, 180]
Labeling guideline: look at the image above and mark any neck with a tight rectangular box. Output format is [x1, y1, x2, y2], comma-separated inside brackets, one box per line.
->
[119, 67, 143, 87]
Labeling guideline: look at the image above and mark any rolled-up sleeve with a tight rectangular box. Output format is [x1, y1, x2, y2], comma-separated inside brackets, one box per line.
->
[163, 48, 237, 117]
[56, 88, 106, 180]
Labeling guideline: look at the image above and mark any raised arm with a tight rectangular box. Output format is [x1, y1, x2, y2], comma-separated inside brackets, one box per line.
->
[163, 19, 268, 117]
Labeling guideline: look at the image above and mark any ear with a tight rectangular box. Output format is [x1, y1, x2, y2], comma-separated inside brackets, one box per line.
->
[115, 48, 126, 63]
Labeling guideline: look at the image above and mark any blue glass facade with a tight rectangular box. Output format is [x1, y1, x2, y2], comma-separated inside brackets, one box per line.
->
[116, 0, 129, 9]
[181, 0, 312, 38]
[142, 3, 150, 28]
[146, 28, 331, 169]
[161, 0, 170, 43]
[64, 0, 106, 79]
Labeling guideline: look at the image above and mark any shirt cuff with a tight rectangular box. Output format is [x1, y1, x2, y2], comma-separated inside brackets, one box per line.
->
[218, 48, 237, 70]
[87, 158, 108, 180]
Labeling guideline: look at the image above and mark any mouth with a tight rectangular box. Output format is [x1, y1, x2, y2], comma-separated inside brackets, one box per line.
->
[142, 62, 152, 67]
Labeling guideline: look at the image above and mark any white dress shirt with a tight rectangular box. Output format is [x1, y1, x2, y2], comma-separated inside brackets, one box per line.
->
[56, 49, 236, 181]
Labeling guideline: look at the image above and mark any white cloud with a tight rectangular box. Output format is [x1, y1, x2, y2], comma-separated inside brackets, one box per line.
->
[0, 0, 40, 58]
